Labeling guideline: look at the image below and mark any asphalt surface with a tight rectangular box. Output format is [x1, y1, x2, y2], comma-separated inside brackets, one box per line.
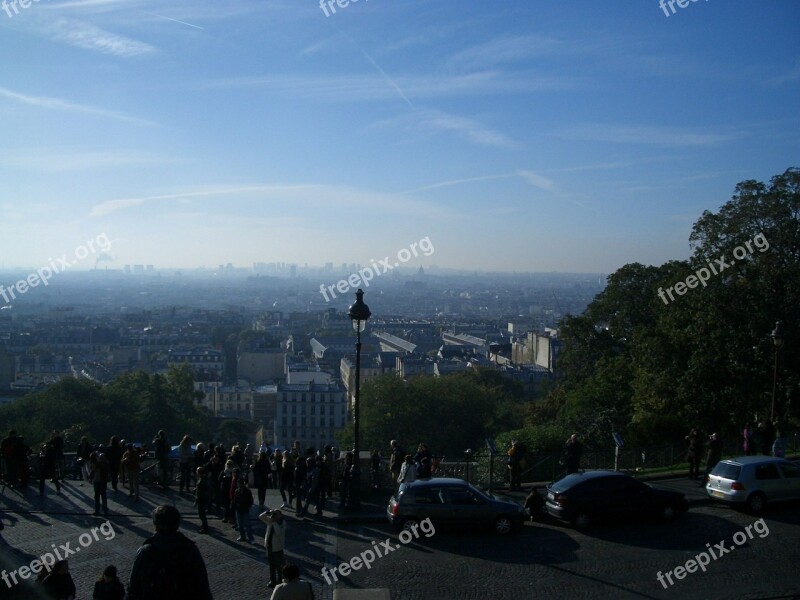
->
[0, 474, 797, 599]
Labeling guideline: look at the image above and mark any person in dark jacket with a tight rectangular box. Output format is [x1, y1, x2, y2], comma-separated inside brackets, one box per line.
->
[685, 428, 703, 480]
[701, 432, 722, 486]
[127, 505, 213, 600]
[299, 457, 322, 517]
[105, 437, 123, 492]
[195, 467, 212, 534]
[39, 440, 61, 496]
[153, 430, 170, 488]
[92, 565, 125, 600]
[253, 452, 271, 510]
[233, 477, 255, 542]
[39, 559, 76, 600]
[563, 434, 582, 475]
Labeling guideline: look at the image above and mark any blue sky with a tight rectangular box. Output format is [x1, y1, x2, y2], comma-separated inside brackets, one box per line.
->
[0, 0, 798, 273]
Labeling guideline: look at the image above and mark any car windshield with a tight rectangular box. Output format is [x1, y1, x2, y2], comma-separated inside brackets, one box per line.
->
[711, 462, 741, 480]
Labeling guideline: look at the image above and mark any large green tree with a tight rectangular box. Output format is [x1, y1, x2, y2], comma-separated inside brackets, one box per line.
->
[550, 168, 799, 446]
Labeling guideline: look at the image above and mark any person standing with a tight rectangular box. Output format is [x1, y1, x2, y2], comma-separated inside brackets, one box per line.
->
[105, 436, 123, 493]
[89, 452, 110, 517]
[279, 451, 295, 508]
[299, 457, 322, 517]
[743, 423, 756, 456]
[76, 436, 93, 484]
[772, 425, 787, 458]
[39, 440, 61, 496]
[398, 455, 417, 485]
[339, 452, 354, 510]
[293, 453, 308, 515]
[51, 430, 65, 483]
[702, 432, 722, 486]
[1, 430, 18, 486]
[177, 435, 193, 493]
[195, 467, 212, 534]
[233, 477, 255, 543]
[253, 452, 271, 510]
[13, 436, 31, 489]
[259, 509, 286, 589]
[389, 440, 404, 485]
[121, 444, 141, 500]
[153, 430, 170, 488]
[685, 428, 703, 480]
[507, 440, 522, 491]
[127, 505, 213, 600]
[563, 434, 582, 475]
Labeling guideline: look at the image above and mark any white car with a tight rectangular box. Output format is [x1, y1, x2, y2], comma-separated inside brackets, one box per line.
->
[706, 456, 800, 513]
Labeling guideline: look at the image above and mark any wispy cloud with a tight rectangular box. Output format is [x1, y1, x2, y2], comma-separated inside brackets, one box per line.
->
[48, 18, 156, 56]
[371, 109, 517, 148]
[87, 184, 458, 220]
[562, 124, 734, 147]
[447, 35, 561, 71]
[765, 63, 800, 85]
[205, 71, 575, 102]
[0, 86, 154, 125]
[0, 149, 170, 172]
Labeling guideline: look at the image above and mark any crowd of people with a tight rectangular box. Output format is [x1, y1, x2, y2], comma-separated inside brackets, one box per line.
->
[685, 419, 789, 486]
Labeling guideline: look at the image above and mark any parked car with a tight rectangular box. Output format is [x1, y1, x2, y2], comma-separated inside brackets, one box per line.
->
[545, 470, 689, 529]
[706, 456, 800, 513]
[387, 477, 525, 535]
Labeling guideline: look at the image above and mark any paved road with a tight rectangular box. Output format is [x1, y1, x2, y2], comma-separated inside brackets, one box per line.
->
[1, 478, 798, 599]
[333, 502, 800, 599]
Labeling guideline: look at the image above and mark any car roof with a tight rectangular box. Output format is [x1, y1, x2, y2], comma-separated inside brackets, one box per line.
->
[402, 477, 469, 488]
[559, 470, 630, 480]
[719, 456, 789, 466]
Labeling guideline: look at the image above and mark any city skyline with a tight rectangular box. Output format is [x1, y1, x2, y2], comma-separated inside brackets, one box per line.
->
[1, 1, 798, 273]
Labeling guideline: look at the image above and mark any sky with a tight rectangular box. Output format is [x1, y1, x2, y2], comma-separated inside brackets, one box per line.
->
[0, 0, 798, 274]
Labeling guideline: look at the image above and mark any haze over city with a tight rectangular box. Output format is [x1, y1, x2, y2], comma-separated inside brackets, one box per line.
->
[1, 1, 797, 273]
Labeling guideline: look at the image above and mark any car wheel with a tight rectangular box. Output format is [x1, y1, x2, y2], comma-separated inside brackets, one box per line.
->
[746, 492, 766, 514]
[573, 511, 591, 530]
[494, 515, 514, 535]
[401, 518, 420, 533]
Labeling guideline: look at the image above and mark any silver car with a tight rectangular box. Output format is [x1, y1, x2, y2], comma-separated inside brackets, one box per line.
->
[706, 456, 800, 513]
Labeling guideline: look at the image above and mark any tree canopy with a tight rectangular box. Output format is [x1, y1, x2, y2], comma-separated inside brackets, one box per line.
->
[547, 167, 799, 447]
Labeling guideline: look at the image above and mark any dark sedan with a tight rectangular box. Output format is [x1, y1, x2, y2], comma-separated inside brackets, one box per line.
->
[545, 470, 689, 529]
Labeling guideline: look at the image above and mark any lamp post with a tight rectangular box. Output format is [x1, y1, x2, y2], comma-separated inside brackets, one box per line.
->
[348, 288, 371, 510]
[770, 321, 785, 422]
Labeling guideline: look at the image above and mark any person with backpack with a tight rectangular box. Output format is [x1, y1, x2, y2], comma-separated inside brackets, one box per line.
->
[127, 505, 213, 600]
[121, 444, 141, 500]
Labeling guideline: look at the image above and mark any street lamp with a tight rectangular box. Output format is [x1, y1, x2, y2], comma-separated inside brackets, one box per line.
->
[770, 321, 785, 422]
[348, 288, 371, 510]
